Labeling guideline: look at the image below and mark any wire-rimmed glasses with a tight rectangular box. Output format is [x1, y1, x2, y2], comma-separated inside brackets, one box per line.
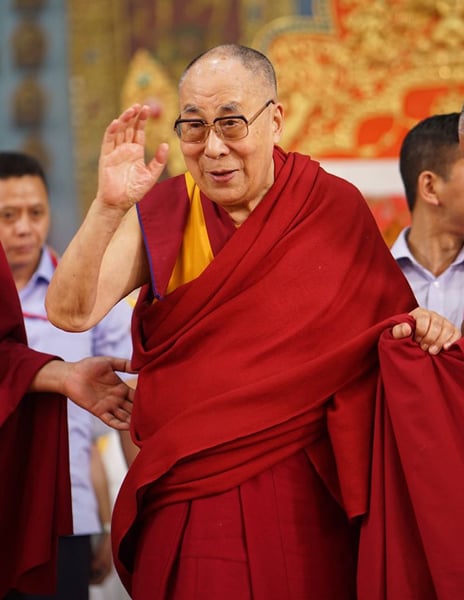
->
[173, 99, 275, 144]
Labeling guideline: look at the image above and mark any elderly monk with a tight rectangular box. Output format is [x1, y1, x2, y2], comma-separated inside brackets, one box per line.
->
[0, 242, 133, 597]
[45, 45, 460, 599]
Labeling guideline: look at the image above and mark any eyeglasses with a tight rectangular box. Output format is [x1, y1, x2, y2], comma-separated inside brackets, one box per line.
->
[173, 99, 275, 144]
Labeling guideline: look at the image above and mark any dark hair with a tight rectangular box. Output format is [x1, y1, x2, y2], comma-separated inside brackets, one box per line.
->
[399, 113, 460, 211]
[179, 44, 277, 96]
[0, 151, 48, 189]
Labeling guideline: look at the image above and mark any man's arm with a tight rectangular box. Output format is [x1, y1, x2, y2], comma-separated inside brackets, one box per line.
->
[45, 104, 168, 331]
[29, 357, 134, 430]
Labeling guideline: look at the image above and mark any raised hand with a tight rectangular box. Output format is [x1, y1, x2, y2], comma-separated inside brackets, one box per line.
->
[97, 104, 169, 212]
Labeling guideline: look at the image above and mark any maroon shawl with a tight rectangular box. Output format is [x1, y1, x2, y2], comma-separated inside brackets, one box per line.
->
[113, 147, 417, 589]
[358, 331, 464, 599]
[0, 245, 72, 596]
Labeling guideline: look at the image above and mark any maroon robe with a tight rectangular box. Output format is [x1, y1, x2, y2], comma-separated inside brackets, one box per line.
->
[0, 244, 72, 596]
[112, 147, 418, 597]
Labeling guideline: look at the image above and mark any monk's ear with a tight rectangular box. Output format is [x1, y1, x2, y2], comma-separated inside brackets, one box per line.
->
[272, 102, 284, 143]
[417, 170, 440, 207]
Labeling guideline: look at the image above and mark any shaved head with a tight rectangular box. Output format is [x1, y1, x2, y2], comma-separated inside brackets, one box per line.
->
[179, 44, 277, 97]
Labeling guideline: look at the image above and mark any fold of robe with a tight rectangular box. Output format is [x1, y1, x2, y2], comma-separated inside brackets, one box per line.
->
[358, 331, 464, 600]
[0, 244, 72, 596]
[113, 146, 418, 591]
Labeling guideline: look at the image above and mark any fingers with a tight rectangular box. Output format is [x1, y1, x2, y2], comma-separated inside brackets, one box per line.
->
[408, 307, 460, 354]
[102, 104, 149, 153]
[100, 412, 131, 430]
[147, 142, 170, 178]
[439, 325, 461, 351]
[106, 356, 136, 374]
[133, 105, 151, 145]
[391, 322, 412, 339]
[119, 397, 134, 414]
[126, 387, 135, 404]
[101, 396, 132, 427]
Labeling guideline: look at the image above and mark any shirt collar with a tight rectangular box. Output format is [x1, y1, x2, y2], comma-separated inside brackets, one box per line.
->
[391, 227, 464, 268]
[390, 228, 413, 262]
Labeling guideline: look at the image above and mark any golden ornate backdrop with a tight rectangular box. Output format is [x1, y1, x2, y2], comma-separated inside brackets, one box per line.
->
[259, 0, 464, 159]
[68, 0, 464, 243]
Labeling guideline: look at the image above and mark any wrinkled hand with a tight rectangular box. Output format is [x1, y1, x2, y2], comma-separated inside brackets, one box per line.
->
[90, 533, 113, 585]
[97, 103, 169, 212]
[64, 356, 135, 429]
[392, 307, 461, 354]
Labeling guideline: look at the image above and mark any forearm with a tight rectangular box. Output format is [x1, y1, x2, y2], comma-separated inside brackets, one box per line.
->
[46, 200, 126, 331]
[28, 359, 68, 394]
[47, 104, 167, 331]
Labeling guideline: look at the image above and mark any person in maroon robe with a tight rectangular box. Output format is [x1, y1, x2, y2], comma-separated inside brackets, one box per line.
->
[45, 45, 461, 599]
[0, 242, 134, 597]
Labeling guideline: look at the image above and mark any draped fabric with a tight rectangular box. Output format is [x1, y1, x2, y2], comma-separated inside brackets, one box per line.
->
[0, 244, 72, 596]
[130, 450, 361, 600]
[358, 331, 464, 600]
[112, 147, 417, 592]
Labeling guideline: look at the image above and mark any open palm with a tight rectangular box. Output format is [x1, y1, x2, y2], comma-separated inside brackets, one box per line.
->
[65, 356, 135, 430]
[97, 104, 169, 211]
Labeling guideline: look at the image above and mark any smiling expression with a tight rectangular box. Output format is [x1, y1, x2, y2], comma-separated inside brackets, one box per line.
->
[177, 53, 284, 224]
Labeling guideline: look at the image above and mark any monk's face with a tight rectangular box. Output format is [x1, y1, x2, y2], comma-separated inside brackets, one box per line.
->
[0, 175, 50, 285]
[178, 55, 283, 222]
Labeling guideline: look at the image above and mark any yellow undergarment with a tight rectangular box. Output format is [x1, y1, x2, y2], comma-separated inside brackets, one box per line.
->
[166, 172, 215, 294]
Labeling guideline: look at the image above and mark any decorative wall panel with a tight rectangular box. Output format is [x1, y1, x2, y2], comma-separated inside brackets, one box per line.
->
[253, 0, 464, 244]
[68, 1, 463, 243]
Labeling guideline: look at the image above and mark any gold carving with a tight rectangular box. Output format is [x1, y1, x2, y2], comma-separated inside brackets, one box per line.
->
[253, 0, 464, 159]
[67, 0, 129, 216]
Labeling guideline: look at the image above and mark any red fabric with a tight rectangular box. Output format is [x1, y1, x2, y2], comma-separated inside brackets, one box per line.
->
[358, 331, 464, 600]
[131, 451, 359, 600]
[113, 147, 417, 592]
[136, 175, 192, 300]
[0, 244, 72, 596]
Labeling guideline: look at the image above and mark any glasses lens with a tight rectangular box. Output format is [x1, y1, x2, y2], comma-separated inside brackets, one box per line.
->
[175, 116, 249, 143]
[216, 118, 248, 140]
[177, 121, 206, 142]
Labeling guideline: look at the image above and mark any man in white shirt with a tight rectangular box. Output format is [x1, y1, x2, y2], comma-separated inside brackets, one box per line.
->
[391, 111, 464, 329]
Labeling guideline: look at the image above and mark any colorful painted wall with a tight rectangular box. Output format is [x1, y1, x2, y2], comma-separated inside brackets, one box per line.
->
[1, 1, 463, 248]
